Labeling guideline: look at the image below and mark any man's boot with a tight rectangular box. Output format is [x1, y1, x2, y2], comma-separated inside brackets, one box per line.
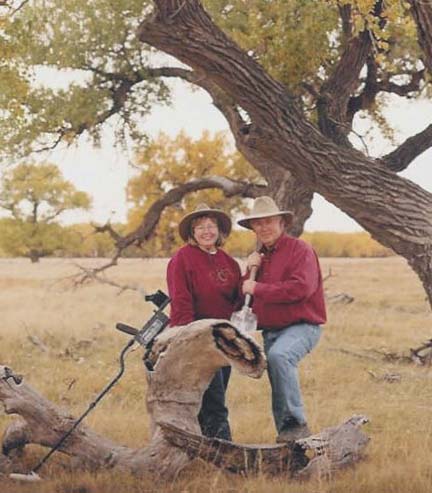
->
[276, 420, 311, 443]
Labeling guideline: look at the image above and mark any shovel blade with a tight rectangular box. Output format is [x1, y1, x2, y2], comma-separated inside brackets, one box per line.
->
[230, 307, 257, 333]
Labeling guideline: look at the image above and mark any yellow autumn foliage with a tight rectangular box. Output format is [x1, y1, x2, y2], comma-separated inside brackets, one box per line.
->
[225, 230, 394, 258]
[127, 130, 260, 257]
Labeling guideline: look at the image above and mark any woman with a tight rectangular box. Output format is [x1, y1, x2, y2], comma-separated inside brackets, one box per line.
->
[166, 203, 241, 441]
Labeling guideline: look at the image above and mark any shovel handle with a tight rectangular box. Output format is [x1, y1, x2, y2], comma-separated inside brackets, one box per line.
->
[244, 265, 258, 307]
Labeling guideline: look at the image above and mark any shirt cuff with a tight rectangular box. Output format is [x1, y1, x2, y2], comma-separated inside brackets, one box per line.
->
[253, 282, 267, 298]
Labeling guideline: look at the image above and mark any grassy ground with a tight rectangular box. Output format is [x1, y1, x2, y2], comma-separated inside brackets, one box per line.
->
[1, 256, 432, 492]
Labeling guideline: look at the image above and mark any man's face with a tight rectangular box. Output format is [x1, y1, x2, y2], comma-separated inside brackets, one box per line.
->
[249, 216, 285, 247]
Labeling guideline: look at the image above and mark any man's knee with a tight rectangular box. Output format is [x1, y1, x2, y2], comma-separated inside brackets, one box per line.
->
[268, 346, 298, 369]
[267, 340, 308, 368]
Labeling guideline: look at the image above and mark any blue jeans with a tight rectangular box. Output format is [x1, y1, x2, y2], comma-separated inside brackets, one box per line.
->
[263, 323, 321, 433]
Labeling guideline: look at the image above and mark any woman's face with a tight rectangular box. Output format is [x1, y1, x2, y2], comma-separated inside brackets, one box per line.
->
[192, 216, 219, 250]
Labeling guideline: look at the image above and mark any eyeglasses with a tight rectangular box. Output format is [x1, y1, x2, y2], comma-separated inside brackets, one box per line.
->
[194, 225, 218, 232]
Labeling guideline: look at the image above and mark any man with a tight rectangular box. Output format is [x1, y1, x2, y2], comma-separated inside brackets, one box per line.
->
[238, 196, 326, 442]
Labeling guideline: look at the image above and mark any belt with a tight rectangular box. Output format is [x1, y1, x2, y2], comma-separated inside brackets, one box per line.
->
[258, 320, 308, 332]
[258, 326, 282, 332]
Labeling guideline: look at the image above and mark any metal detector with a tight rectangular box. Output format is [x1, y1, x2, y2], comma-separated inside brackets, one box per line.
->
[9, 290, 170, 482]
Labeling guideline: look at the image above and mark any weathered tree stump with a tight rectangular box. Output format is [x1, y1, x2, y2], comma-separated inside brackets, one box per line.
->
[0, 320, 369, 481]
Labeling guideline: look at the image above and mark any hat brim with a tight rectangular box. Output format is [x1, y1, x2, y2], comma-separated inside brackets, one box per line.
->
[179, 209, 232, 242]
[237, 211, 293, 230]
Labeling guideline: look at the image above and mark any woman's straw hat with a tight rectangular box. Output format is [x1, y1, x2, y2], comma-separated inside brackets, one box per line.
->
[178, 203, 232, 242]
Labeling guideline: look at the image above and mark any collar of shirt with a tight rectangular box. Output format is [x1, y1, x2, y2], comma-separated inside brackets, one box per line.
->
[259, 233, 287, 255]
[190, 244, 219, 255]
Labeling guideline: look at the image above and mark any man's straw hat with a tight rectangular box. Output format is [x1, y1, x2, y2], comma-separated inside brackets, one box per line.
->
[178, 203, 232, 242]
[237, 196, 293, 230]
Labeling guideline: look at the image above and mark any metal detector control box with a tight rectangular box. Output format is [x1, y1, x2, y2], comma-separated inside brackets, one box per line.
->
[116, 290, 170, 347]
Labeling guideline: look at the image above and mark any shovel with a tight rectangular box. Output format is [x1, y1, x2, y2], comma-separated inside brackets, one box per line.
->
[231, 265, 258, 333]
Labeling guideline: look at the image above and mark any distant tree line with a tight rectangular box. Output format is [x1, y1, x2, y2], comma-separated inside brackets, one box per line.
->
[0, 155, 394, 261]
[0, 220, 394, 259]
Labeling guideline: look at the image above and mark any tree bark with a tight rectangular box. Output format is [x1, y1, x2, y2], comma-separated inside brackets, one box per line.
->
[0, 320, 266, 479]
[160, 414, 369, 478]
[265, 168, 313, 238]
[137, 1, 432, 307]
[409, 0, 432, 72]
[0, 320, 369, 481]
[184, 68, 315, 237]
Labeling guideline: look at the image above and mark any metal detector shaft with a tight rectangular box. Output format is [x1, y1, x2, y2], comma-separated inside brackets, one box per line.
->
[10, 290, 171, 482]
[29, 337, 135, 475]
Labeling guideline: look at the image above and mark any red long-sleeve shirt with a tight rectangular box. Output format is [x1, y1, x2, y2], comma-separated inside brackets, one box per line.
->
[167, 244, 241, 326]
[247, 234, 326, 329]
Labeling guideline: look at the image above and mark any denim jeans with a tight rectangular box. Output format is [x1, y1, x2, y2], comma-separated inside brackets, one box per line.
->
[262, 323, 321, 433]
[198, 365, 232, 440]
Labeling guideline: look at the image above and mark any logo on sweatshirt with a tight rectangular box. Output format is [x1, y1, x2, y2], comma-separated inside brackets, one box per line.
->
[209, 267, 234, 285]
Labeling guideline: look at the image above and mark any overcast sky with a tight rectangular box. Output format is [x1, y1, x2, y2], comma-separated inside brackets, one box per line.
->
[46, 79, 432, 232]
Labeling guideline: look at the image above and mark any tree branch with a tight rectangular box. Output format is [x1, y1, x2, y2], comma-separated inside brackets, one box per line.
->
[73, 176, 266, 283]
[348, 63, 424, 120]
[317, 1, 395, 144]
[34, 73, 145, 151]
[409, 0, 432, 73]
[71, 263, 145, 295]
[317, 16, 373, 145]
[0, 0, 29, 15]
[377, 69, 425, 97]
[119, 176, 266, 249]
[32, 65, 199, 152]
[142, 64, 314, 237]
[338, 3, 353, 39]
[347, 56, 380, 118]
[380, 123, 432, 172]
[71, 251, 122, 285]
[42, 207, 66, 223]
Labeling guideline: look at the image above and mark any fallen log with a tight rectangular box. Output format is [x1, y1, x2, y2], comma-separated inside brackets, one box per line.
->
[0, 320, 265, 479]
[160, 414, 370, 478]
[0, 319, 369, 481]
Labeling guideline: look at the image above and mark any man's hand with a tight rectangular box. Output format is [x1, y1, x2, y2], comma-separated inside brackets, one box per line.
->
[247, 251, 262, 269]
[242, 279, 257, 295]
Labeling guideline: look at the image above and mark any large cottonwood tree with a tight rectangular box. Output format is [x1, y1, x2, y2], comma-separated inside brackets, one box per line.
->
[2, 0, 432, 302]
[134, 0, 432, 306]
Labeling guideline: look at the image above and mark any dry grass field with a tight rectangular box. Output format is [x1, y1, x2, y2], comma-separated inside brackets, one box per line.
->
[1, 256, 432, 493]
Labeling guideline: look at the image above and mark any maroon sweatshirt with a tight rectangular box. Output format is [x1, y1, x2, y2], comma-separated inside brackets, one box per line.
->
[248, 234, 326, 329]
[167, 244, 241, 326]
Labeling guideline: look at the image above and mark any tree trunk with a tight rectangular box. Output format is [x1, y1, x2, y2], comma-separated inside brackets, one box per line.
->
[137, 1, 432, 307]
[28, 250, 40, 263]
[0, 320, 369, 481]
[264, 167, 314, 237]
